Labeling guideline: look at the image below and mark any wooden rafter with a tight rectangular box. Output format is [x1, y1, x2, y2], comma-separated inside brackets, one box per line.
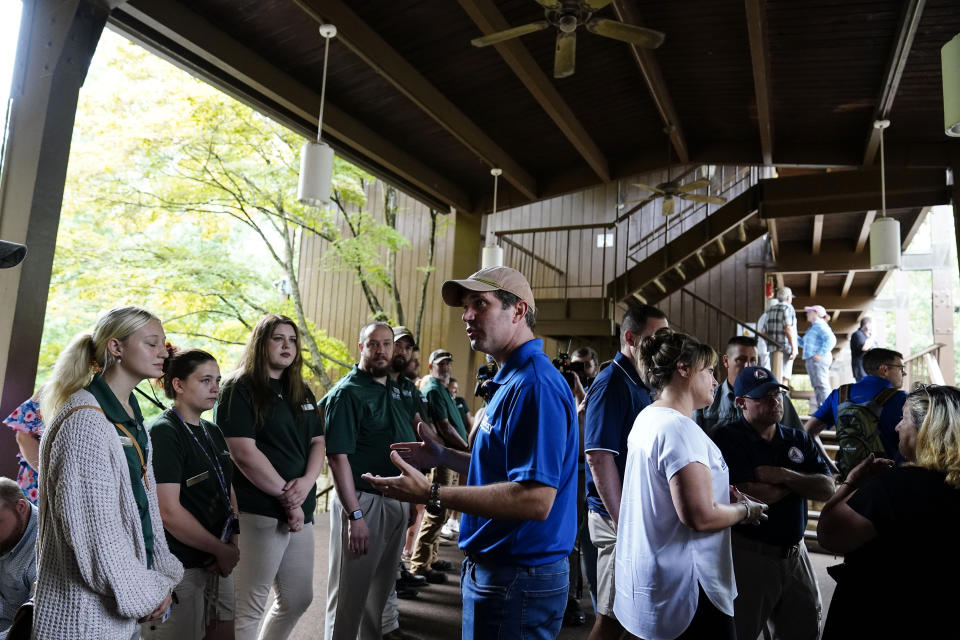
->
[840, 272, 856, 297]
[809, 272, 818, 297]
[294, 0, 538, 200]
[767, 218, 780, 259]
[744, 0, 773, 165]
[611, 1, 689, 163]
[862, 0, 926, 166]
[456, 0, 610, 182]
[793, 295, 872, 311]
[811, 214, 824, 255]
[112, 0, 473, 213]
[854, 210, 877, 252]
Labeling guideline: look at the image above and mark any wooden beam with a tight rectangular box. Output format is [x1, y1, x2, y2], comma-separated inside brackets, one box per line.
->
[611, 1, 688, 163]
[809, 272, 818, 297]
[812, 214, 824, 255]
[840, 272, 856, 297]
[793, 295, 873, 311]
[767, 218, 780, 259]
[854, 210, 877, 252]
[457, 0, 610, 182]
[294, 0, 538, 200]
[112, 0, 473, 213]
[744, 0, 773, 165]
[863, 0, 926, 166]
[770, 240, 873, 273]
[758, 168, 950, 218]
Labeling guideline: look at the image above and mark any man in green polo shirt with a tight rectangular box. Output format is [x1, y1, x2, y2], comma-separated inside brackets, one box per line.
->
[324, 322, 415, 640]
[409, 349, 468, 584]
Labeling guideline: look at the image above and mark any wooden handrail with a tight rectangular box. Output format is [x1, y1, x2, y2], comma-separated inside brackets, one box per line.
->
[903, 343, 945, 364]
[681, 287, 786, 351]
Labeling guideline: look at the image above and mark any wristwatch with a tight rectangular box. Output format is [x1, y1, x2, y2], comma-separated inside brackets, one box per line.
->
[347, 508, 363, 521]
[425, 482, 443, 516]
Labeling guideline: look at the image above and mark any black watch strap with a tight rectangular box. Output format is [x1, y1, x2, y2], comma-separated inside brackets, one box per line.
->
[425, 482, 443, 516]
[348, 508, 363, 521]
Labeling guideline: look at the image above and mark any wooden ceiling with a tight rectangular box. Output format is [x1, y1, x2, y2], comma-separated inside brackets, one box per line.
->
[108, 0, 960, 216]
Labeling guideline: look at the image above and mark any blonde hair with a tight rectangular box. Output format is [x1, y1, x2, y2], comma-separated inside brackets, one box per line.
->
[41, 306, 159, 420]
[910, 385, 960, 489]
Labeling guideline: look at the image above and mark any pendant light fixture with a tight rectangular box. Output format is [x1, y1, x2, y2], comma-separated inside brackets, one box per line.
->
[868, 119, 901, 270]
[942, 33, 960, 137]
[481, 168, 505, 268]
[298, 24, 337, 207]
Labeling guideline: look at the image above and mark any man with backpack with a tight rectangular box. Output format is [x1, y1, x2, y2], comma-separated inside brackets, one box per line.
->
[803, 348, 907, 478]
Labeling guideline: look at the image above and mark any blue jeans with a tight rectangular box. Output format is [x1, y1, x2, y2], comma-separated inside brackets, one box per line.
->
[461, 556, 569, 640]
[806, 353, 833, 412]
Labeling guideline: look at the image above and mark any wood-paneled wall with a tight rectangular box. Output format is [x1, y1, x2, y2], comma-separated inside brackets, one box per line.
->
[298, 180, 460, 380]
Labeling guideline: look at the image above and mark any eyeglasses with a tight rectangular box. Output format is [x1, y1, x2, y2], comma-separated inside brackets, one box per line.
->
[882, 363, 906, 373]
[744, 392, 783, 403]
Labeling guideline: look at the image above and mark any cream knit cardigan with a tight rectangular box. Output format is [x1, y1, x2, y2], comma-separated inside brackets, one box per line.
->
[34, 390, 183, 639]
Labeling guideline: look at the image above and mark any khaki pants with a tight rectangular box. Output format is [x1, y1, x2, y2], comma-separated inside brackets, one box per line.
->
[587, 511, 618, 618]
[732, 538, 821, 640]
[409, 467, 454, 574]
[143, 568, 235, 639]
[234, 513, 315, 640]
[325, 491, 408, 640]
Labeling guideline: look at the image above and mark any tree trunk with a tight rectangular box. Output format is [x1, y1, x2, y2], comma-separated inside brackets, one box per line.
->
[384, 184, 405, 325]
[414, 208, 439, 345]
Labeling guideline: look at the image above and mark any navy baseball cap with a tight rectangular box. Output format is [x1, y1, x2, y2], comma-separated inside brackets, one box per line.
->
[734, 366, 789, 399]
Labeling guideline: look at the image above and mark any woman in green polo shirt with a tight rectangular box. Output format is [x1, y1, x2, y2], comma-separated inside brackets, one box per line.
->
[215, 314, 323, 640]
[36, 306, 184, 640]
[145, 348, 239, 640]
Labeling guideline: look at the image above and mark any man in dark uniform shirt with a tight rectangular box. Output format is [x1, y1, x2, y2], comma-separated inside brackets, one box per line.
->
[712, 366, 835, 640]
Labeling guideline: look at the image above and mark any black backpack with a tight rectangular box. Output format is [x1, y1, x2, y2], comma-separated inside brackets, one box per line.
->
[834, 384, 899, 478]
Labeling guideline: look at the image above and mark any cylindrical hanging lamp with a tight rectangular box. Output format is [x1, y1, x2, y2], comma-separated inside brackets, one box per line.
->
[942, 33, 960, 137]
[868, 119, 900, 270]
[298, 24, 337, 206]
[481, 168, 505, 268]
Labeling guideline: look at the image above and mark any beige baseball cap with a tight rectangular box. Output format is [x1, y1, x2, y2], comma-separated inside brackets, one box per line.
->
[441, 266, 536, 312]
[392, 325, 416, 347]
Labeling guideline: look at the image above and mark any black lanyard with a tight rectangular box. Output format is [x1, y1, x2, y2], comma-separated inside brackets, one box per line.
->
[172, 410, 231, 509]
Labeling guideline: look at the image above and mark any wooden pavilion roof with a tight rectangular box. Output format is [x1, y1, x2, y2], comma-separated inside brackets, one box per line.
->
[109, 0, 960, 216]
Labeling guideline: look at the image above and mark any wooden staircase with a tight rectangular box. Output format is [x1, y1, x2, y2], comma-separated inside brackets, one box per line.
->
[607, 186, 767, 305]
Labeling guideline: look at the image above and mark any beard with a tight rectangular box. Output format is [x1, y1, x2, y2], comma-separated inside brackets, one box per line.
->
[367, 363, 391, 377]
[391, 354, 408, 374]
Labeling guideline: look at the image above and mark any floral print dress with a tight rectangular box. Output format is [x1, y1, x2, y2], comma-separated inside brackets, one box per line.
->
[3, 397, 44, 504]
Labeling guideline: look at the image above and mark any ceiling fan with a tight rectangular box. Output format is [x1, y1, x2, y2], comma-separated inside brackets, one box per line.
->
[622, 177, 728, 217]
[470, 0, 665, 78]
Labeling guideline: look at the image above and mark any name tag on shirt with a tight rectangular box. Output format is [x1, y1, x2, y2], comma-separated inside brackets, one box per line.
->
[186, 471, 210, 487]
[118, 436, 134, 447]
[302, 403, 315, 411]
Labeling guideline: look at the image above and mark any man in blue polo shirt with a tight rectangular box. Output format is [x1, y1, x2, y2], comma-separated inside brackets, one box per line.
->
[362, 266, 579, 640]
[712, 367, 835, 640]
[583, 304, 666, 640]
[804, 347, 907, 470]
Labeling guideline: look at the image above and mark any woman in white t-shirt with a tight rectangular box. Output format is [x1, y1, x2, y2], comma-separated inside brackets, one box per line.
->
[614, 328, 767, 640]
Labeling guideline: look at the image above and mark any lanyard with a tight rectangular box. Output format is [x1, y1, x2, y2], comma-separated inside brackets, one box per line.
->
[113, 421, 149, 490]
[172, 409, 231, 508]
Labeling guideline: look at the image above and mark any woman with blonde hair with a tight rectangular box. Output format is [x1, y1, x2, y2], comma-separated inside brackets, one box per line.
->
[35, 306, 183, 640]
[614, 328, 766, 640]
[215, 314, 323, 640]
[818, 384, 960, 639]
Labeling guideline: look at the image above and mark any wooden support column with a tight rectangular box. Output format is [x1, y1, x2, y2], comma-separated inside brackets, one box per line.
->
[446, 211, 483, 410]
[0, 0, 113, 474]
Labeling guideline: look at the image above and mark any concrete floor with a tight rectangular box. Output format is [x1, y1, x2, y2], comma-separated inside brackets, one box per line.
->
[278, 516, 842, 640]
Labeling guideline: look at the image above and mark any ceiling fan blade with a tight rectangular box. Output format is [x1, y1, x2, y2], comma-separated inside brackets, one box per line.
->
[662, 196, 674, 217]
[582, 0, 615, 9]
[554, 30, 576, 78]
[675, 178, 712, 193]
[471, 21, 550, 48]
[585, 18, 665, 49]
[632, 183, 665, 195]
[534, 0, 563, 9]
[681, 194, 728, 205]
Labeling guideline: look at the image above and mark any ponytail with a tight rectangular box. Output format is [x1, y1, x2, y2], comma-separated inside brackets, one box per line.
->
[41, 333, 97, 421]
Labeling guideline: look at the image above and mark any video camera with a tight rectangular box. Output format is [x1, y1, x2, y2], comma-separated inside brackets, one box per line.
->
[474, 358, 499, 402]
[552, 352, 587, 376]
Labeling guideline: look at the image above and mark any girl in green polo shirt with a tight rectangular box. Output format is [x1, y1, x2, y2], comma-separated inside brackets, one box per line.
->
[35, 306, 183, 640]
[215, 314, 323, 640]
[146, 348, 239, 640]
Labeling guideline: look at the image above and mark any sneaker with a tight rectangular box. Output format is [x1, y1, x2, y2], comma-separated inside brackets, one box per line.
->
[399, 569, 427, 588]
[413, 568, 448, 584]
[563, 596, 586, 627]
[439, 526, 456, 541]
[431, 560, 453, 572]
[446, 517, 460, 534]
